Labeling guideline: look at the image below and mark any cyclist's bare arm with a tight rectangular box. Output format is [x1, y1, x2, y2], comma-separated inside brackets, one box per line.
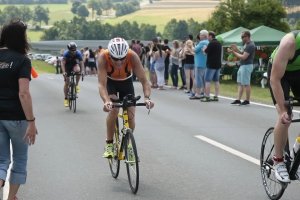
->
[130, 51, 154, 109]
[271, 34, 295, 117]
[97, 52, 112, 112]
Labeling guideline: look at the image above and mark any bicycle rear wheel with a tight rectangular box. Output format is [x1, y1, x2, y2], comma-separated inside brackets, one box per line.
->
[109, 118, 120, 178]
[260, 127, 286, 200]
[124, 129, 139, 194]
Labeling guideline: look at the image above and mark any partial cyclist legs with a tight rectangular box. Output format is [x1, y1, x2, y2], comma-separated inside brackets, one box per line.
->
[73, 65, 81, 86]
[106, 94, 119, 141]
[128, 106, 136, 132]
[64, 78, 70, 99]
[274, 104, 290, 163]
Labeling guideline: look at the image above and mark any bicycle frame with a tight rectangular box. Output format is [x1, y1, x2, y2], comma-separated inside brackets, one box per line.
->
[115, 109, 131, 160]
[108, 94, 147, 194]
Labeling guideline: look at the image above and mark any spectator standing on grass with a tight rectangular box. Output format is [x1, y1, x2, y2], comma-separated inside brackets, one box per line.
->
[189, 30, 209, 99]
[88, 49, 97, 76]
[131, 39, 142, 81]
[84, 46, 90, 75]
[56, 55, 62, 74]
[153, 43, 166, 90]
[182, 39, 195, 94]
[228, 30, 255, 106]
[170, 40, 180, 89]
[201, 31, 222, 102]
[149, 38, 159, 88]
[178, 40, 187, 89]
[162, 39, 171, 85]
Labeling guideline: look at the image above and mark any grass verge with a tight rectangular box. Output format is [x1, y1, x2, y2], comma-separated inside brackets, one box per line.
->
[31, 60, 56, 74]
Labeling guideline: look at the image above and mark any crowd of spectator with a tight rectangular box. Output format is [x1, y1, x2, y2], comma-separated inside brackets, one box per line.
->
[129, 30, 225, 103]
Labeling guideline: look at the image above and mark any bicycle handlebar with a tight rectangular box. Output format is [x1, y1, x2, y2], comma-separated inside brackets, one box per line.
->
[285, 96, 300, 118]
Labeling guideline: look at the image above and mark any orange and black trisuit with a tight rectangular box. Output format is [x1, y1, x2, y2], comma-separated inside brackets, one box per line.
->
[103, 49, 133, 81]
[103, 49, 135, 100]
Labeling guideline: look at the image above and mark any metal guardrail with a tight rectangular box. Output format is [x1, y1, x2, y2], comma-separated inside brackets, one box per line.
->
[29, 40, 174, 55]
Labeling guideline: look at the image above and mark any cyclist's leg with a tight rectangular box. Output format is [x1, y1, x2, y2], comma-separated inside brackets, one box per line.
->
[64, 66, 72, 99]
[103, 79, 119, 158]
[73, 64, 81, 86]
[269, 63, 291, 182]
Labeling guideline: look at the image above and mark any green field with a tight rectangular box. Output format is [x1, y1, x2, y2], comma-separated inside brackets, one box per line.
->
[4, 0, 215, 41]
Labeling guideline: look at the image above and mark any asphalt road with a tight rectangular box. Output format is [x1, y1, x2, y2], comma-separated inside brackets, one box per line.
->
[3, 74, 300, 200]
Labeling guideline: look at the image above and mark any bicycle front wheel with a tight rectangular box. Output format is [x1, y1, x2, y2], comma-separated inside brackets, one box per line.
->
[68, 84, 72, 110]
[109, 118, 120, 178]
[260, 127, 286, 200]
[73, 85, 76, 113]
[124, 129, 139, 194]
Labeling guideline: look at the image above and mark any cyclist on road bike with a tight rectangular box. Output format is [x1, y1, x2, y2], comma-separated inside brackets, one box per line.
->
[268, 30, 300, 182]
[98, 37, 154, 158]
[61, 42, 85, 107]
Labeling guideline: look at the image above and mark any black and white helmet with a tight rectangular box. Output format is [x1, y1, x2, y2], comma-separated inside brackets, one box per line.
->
[67, 42, 77, 50]
[108, 38, 129, 59]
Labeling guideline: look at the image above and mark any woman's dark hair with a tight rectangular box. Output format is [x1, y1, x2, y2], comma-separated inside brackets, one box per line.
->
[156, 43, 162, 57]
[89, 49, 95, 58]
[0, 17, 31, 55]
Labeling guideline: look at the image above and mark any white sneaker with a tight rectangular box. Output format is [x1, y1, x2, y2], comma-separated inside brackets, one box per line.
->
[274, 162, 290, 182]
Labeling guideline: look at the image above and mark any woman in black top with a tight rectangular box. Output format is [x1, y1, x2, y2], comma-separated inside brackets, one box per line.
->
[0, 17, 38, 200]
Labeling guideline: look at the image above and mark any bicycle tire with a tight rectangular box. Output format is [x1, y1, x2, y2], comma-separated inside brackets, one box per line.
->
[260, 127, 286, 200]
[124, 129, 139, 194]
[68, 84, 72, 110]
[109, 118, 120, 178]
[73, 84, 76, 113]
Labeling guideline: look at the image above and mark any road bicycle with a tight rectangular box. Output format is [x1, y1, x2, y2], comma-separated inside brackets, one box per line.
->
[260, 96, 300, 199]
[108, 94, 149, 194]
[66, 71, 83, 113]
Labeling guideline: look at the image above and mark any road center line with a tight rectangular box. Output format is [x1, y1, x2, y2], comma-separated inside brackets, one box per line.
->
[195, 135, 260, 166]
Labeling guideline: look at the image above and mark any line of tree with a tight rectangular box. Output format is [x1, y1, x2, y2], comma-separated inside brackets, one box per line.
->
[40, 16, 157, 40]
[115, 0, 140, 17]
[0, 5, 49, 28]
[163, 18, 205, 41]
[205, 0, 291, 35]
[0, 0, 67, 4]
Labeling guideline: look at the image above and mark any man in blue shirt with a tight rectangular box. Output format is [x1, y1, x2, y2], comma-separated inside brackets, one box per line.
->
[189, 30, 209, 99]
[61, 42, 85, 107]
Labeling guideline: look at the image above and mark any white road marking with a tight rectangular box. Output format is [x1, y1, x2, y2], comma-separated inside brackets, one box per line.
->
[218, 95, 300, 113]
[195, 135, 260, 166]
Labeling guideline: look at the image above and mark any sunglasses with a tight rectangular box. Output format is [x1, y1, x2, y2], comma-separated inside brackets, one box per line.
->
[110, 56, 126, 61]
[241, 36, 247, 39]
[10, 17, 27, 29]
[70, 49, 76, 52]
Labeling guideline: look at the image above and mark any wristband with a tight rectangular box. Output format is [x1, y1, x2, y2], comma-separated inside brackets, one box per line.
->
[144, 96, 151, 100]
[26, 117, 35, 122]
[81, 70, 85, 74]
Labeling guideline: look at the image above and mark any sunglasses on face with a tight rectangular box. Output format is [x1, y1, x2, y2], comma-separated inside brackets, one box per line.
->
[10, 17, 27, 29]
[70, 49, 76, 52]
[241, 36, 247, 39]
[110, 56, 126, 61]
